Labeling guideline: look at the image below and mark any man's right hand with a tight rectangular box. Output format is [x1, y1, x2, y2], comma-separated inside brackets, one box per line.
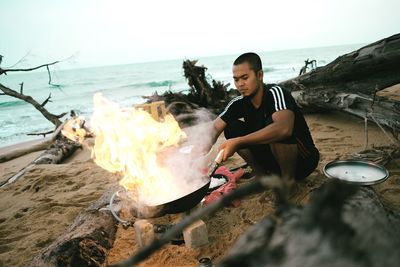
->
[219, 137, 241, 161]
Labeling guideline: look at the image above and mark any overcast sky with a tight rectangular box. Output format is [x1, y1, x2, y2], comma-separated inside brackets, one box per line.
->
[1, 0, 399, 69]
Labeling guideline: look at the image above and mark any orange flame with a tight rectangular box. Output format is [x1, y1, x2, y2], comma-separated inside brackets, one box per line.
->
[61, 116, 88, 143]
[90, 93, 189, 205]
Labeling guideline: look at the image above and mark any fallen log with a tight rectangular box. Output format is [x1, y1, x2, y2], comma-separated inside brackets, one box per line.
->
[0, 118, 86, 187]
[0, 119, 68, 164]
[219, 179, 400, 267]
[0, 138, 52, 163]
[0, 135, 81, 187]
[279, 33, 400, 136]
[29, 185, 119, 267]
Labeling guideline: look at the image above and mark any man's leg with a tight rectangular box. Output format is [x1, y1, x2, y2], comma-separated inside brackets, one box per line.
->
[270, 142, 298, 190]
[224, 120, 278, 177]
[236, 148, 268, 177]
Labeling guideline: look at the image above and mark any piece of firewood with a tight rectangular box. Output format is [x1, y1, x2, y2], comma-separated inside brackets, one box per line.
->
[29, 185, 119, 267]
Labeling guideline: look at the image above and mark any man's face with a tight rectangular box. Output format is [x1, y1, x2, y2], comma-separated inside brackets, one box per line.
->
[232, 62, 262, 98]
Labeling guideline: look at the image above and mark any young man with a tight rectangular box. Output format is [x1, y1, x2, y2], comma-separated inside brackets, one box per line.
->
[210, 52, 319, 187]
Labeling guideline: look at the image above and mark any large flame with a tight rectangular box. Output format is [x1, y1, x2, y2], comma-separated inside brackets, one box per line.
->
[91, 93, 191, 205]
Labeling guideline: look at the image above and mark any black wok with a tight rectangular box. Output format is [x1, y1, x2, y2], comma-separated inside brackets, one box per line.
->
[128, 179, 211, 218]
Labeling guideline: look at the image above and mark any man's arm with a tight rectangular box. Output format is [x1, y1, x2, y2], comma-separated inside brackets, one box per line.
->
[191, 116, 226, 156]
[207, 117, 226, 151]
[219, 109, 295, 160]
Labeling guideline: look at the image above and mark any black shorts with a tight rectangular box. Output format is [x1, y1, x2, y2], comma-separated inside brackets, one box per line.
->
[224, 120, 319, 180]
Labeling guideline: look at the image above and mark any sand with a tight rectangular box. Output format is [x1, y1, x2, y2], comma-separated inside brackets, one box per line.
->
[0, 111, 399, 267]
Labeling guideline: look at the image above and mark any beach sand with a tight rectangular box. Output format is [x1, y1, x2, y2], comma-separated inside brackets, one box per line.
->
[0, 111, 399, 267]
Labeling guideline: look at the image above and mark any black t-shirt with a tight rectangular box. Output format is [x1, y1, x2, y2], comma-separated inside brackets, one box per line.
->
[219, 84, 318, 159]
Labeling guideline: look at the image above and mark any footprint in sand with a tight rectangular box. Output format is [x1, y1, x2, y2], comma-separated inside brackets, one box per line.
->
[309, 122, 322, 129]
[0, 228, 12, 239]
[12, 207, 29, 219]
[70, 182, 85, 191]
[0, 233, 30, 244]
[35, 237, 55, 248]
[321, 125, 341, 132]
[13, 212, 24, 219]
[316, 137, 336, 142]
[0, 244, 12, 254]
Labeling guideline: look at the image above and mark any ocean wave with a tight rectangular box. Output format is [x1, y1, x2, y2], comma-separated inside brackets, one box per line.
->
[147, 80, 176, 87]
[0, 100, 26, 108]
[114, 80, 176, 90]
[263, 67, 275, 73]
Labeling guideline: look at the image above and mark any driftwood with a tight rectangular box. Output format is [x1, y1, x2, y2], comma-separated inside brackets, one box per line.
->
[279, 33, 400, 136]
[219, 179, 400, 267]
[0, 118, 70, 164]
[0, 134, 82, 187]
[0, 56, 70, 129]
[0, 138, 52, 163]
[144, 60, 238, 126]
[0, 83, 66, 127]
[29, 185, 119, 267]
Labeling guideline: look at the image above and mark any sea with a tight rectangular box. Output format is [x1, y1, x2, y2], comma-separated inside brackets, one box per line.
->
[0, 44, 363, 148]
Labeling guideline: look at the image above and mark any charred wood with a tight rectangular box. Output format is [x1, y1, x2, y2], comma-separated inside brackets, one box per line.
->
[29, 185, 119, 267]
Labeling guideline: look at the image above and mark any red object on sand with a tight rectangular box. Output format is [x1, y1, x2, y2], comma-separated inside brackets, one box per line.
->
[204, 166, 245, 207]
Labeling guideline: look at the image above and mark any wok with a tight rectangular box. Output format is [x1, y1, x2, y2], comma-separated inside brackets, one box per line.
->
[127, 178, 211, 218]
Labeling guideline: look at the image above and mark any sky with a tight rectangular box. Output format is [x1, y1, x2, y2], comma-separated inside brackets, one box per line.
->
[1, 0, 399, 69]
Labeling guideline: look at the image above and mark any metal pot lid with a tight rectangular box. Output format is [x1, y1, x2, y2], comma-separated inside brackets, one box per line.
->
[323, 159, 389, 185]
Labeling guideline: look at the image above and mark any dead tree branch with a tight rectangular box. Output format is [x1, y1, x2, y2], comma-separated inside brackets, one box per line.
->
[0, 60, 59, 75]
[41, 93, 52, 107]
[27, 130, 55, 137]
[0, 83, 66, 127]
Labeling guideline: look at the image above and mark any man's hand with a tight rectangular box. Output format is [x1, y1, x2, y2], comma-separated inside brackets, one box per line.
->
[219, 137, 241, 161]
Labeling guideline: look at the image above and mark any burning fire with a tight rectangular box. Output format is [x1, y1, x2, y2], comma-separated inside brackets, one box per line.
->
[90, 93, 192, 205]
[61, 116, 88, 143]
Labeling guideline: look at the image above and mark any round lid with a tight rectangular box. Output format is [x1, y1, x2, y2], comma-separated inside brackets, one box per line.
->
[323, 159, 389, 185]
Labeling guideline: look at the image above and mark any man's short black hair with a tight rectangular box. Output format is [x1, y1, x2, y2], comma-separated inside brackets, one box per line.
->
[233, 52, 262, 73]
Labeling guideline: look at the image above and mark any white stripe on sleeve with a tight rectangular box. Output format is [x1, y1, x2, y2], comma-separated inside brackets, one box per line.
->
[270, 88, 280, 111]
[270, 86, 287, 111]
[275, 86, 287, 109]
[219, 95, 243, 117]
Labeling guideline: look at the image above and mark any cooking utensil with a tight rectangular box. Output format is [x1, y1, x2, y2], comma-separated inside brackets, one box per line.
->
[126, 178, 211, 218]
[323, 159, 389, 185]
[207, 149, 224, 177]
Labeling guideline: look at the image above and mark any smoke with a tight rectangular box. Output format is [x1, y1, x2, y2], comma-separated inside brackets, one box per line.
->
[156, 108, 217, 202]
